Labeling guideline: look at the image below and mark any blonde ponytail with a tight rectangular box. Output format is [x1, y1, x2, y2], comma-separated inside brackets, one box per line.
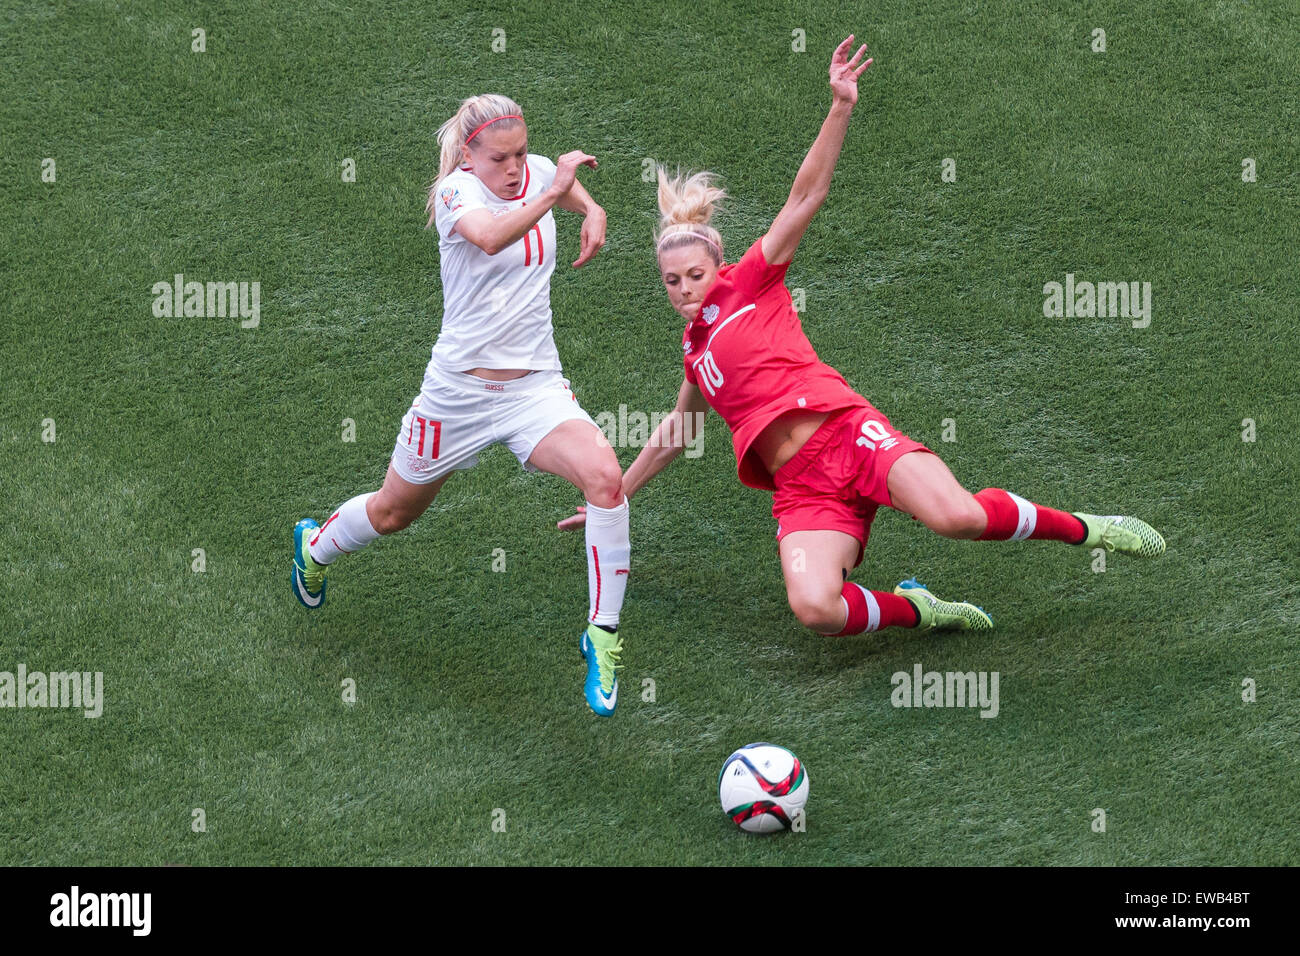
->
[426, 94, 525, 226]
[654, 166, 727, 264]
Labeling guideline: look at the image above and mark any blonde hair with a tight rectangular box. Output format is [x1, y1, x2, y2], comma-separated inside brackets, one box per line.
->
[426, 94, 525, 226]
[654, 166, 726, 265]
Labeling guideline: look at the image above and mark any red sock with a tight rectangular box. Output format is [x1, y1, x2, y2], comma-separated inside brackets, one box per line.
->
[973, 488, 1087, 543]
[830, 582, 920, 636]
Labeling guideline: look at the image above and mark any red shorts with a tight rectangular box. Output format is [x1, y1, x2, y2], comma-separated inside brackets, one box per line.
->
[771, 404, 932, 568]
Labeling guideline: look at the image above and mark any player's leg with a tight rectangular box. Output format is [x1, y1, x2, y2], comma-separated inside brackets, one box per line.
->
[365, 464, 453, 534]
[292, 465, 451, 609]
[293, 385, 484, 609]
[780, 529, 911, 634]
[519, 395, 629, 717]
[881, 450, 990, 539]
[773, 412, 991, 634]
[778, 530, 989, 633]
[885, 450, 1084, 542]
[527, 418, 630, 627]
[884, 450, 1165, 556]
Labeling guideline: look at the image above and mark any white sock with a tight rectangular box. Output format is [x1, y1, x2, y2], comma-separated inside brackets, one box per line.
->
[308, 492, 380, 565]
[585, 496, 630, 628]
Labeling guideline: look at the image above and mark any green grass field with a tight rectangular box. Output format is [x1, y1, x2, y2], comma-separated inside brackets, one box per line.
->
[2, 0, 1298, 865]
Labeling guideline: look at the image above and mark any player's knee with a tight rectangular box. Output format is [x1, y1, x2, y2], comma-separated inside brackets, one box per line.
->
[584, 460, 625, 508]
[787, 589, 843, 634]
[923, 494, 986, 539]
[369, 499, 415, 535]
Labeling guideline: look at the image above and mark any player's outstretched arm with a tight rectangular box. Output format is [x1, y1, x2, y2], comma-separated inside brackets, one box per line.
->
[554, 177, 607, 268]
[556, 378, 709, 530]
[624, 379, 711, 498]
[455, 150, 598, 255]
[761, 35, 872, 266]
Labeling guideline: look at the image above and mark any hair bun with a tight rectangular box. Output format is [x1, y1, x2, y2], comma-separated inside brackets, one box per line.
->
[656, 167, 725, 231]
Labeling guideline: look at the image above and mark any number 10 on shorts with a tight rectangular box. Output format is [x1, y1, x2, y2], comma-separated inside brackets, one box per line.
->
[407, 414, 442, 459]
[856, 419, 896, 452]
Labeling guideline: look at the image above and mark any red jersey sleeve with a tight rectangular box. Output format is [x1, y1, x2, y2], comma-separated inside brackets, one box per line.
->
[728, 236, 791, 298]
[681, 325, 698, 385]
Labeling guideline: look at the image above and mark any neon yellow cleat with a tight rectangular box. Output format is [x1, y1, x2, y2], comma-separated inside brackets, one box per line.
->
[1073, 513, 1166, 558]
[894, 578, 994, 632]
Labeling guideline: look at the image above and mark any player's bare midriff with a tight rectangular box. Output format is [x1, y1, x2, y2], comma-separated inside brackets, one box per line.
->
[463, 367, 534, 381]
[753, 408, 831, 476]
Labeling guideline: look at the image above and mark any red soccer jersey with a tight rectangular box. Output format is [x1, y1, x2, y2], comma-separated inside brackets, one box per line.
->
[682, 236, 868, 491]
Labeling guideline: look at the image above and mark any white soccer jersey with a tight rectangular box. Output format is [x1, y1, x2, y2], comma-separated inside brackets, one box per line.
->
[430, 154, 561, 371]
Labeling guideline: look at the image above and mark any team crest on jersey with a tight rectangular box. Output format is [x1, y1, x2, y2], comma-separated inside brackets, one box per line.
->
[440, 187, 462, 211]
[701, 304, 720, 325]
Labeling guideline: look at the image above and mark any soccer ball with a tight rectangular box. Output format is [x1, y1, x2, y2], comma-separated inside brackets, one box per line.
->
[718, 742, 809, 833]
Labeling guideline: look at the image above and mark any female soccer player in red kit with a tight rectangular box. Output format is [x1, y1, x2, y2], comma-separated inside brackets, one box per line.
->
[563, 36, 1164, 637]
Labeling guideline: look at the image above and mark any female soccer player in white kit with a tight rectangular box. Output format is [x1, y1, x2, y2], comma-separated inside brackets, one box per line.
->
[292, 95, 630, 717]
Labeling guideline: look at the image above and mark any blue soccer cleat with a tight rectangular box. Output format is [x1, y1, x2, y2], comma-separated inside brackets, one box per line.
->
[291, 518, 328, 609]
[579, 624, 623, 717]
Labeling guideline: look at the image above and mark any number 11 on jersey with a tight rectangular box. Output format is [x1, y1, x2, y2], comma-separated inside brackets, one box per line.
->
[523, 223, 543, 266]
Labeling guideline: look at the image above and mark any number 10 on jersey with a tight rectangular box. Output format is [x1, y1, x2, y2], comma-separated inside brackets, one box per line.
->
[694, 350, 724, 395]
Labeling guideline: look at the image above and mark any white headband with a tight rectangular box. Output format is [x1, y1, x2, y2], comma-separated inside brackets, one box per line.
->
[656, 228, 722, 259]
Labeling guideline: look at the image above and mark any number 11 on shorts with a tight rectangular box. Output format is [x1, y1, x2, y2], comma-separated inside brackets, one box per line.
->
[408, 414, 442, 459]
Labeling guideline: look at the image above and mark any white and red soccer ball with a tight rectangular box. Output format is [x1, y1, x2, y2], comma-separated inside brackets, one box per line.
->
[718, 743, 809, 833]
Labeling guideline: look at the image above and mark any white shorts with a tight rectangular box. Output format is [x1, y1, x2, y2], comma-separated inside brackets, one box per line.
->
[391, 362, 598, 484]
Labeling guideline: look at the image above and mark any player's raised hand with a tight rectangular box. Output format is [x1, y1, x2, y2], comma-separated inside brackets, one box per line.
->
[829, 35, 872, 105]
[573, 208, 607, 268]
[551, 150, 598, 197]
[556, 505, 587, 531]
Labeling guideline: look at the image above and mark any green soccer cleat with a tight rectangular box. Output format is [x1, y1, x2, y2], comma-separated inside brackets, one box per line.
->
[1073, 513, 1166, 558]
[894, 578, 994, 632]
[292, 518, 329, 608]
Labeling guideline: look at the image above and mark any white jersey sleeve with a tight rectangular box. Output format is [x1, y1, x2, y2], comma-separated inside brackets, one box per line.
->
[530, 154, 558, 193]
[433, 171, 491, 243]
